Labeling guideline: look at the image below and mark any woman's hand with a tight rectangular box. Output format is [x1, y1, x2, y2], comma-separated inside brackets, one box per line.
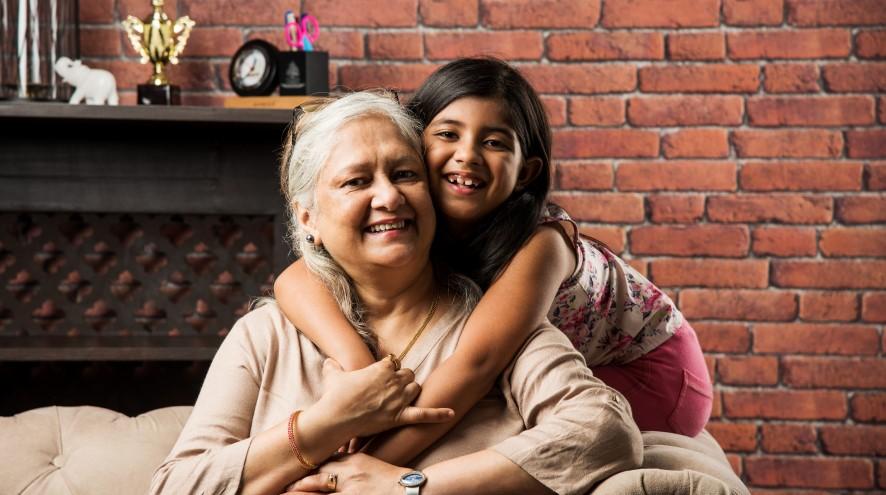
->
[314, 357, 454, 439]
[282, 453, 409, 495]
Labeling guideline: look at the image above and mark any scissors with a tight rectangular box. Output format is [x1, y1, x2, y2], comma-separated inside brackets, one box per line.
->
[284, 11, 320, 51]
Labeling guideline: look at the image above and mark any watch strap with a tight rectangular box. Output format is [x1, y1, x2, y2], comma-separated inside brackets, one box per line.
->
[405, 487, 420, 495]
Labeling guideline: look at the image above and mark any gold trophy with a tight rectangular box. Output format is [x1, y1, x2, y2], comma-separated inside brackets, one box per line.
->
[122, 0, 195, 105]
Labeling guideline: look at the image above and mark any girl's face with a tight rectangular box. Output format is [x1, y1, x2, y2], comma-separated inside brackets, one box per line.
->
[423, 97, 536, 236]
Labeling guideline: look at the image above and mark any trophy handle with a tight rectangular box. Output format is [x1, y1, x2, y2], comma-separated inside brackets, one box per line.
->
[122, 16, 150, 64]
[169, 17, 196, 65]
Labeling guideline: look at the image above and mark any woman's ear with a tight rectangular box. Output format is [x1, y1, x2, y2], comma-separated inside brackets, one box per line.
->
[295, 202, 321, 246]
[516, 157, 544, 190]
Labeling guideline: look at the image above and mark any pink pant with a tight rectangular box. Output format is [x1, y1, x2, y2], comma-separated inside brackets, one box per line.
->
[591, 322, 712, 436]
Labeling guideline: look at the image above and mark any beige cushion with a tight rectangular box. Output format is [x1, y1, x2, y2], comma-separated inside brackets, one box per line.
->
[0, 406, 190, 495]
[1, 406, 747, 495]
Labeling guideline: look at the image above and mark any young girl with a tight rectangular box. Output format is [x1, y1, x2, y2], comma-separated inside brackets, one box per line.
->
[274, 58, 712, 465]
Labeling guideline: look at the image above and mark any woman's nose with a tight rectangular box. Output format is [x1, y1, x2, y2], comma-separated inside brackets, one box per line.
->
[370, 179, 405, 211]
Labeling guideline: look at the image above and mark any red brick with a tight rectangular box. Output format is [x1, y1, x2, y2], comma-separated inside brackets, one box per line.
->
[366, 33, 422, 60]
[630, 226, 750, 257]
[315, 31, 365, 58]
[420, 0, 478, 27]
[724, 390, 847, 420]
[718, 356, 779, 385]
[578, 226, 626, 254]
[695, 322, 750, 353]
[820, 228, 886, 257]
[706, 422, 757, 452]
[639, 65, 759, 93]
[857, 30, 886, 59]
[180, 27, 243, 57]
[626, 258, 649, 277]
[862, 292, 886, 322]
[880, 96, 886, 124]
[821, 425, 886, 455]
[823, 63, 886, 92]
[650, 259, 768, 288]
[851, 392, 886, 422]
[80, 28, 122, 57]
[710, 390, 723, 419]
[764, 63, 820, 93]
[480, 0, 600, 28]
[303, 0, 417, 26]
[741, 161, 863, 192]
[799, 292, 860, 322]
[783, 356, 886, 388]
[760, 424, 818, 453]
[868, 162, 886, 190]
[733, 130, 843, 158]
[728, 29, 851, 60]
[180, 0, 292, 25]
[708, 194, 833, 224]
[748, 96, 875, 127]
[118, 0, 179, 19]
[425, 31, 542, 60]
[628, 96, 743, 126]
[773, 260, 886, 289]
[88, 60, 210, 90]
[601, 0, 719, 27]
[521, 64, 636, 94]
[880, 459, 886, 490]
[647, 194, 705, 223]
[836, 196, 886, 223]
[80, 0, 115, 23]
[847, 130, 886, 158]
[754, 323, 879, 355]
[787, 0, 886, 26]
[662, 129, 729, 159]
[747, 456, 872, 489]
[724, 0, 784, 25]
[616, 162, 736, 192]
[667, 33, 725, 60]
[539, 96, 566, 127]
[556, 162, 613, 190]
[680, 289, 797, 321]
[338, 64, 438, 92]
[568, 97, 625, 126]
[553, 129, 658, 159]
[752, 227, 817, 257]
[726, 454, 742, 477]
[549, 192, 644, 223]
[548, 32, 663, 61]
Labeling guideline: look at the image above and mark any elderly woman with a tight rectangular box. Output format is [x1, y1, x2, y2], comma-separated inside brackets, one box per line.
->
[149, 92, 642, 495]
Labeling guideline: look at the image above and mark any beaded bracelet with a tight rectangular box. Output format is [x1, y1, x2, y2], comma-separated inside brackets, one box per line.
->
[287, 410, 318, 470]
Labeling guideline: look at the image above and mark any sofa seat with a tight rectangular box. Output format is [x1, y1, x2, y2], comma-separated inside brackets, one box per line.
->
[0, 406, 748, 495]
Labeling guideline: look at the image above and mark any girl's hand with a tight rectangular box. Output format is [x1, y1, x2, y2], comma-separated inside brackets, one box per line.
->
[282, 453, 409, 495]
[315, 357, 454, 439]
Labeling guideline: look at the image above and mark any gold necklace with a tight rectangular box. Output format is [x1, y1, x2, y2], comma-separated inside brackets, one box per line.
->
[391, 291, 440, 365]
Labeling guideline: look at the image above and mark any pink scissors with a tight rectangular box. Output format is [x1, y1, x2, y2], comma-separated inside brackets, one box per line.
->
[284, 11, 320, 51]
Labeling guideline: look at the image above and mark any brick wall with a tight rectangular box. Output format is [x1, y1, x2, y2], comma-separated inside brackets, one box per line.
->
[78, 0, 885, 492]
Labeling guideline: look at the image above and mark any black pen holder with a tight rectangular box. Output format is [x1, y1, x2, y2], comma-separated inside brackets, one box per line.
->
[278, 51, 329, 96]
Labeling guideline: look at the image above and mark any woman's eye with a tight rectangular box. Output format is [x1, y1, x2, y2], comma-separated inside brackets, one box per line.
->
[343, 177, 368, 187]
[393, 170, 419, 181]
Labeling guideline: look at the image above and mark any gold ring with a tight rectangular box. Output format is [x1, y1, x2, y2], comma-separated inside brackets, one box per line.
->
[387, 353, 401, 371]
[326, 472, 337, 491]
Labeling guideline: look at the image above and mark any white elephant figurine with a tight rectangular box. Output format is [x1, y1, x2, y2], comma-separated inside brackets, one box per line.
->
[54, 57, 119, 105]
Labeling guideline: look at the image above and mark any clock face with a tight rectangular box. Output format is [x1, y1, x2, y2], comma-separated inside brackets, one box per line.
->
[230, 40, 278, 96]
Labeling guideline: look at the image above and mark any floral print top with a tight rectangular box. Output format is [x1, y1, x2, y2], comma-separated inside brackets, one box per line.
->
[542, 203, 683, 367]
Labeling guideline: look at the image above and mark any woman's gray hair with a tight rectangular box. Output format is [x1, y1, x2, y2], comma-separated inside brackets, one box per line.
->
[278, 91, 424, 353]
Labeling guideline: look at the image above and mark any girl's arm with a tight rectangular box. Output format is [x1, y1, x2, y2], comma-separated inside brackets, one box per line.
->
[274, 259, 375, 370]
[363, 224, 577, 465]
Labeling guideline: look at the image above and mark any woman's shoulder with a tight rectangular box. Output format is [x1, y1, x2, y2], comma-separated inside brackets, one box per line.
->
[225, 301, 316, 359]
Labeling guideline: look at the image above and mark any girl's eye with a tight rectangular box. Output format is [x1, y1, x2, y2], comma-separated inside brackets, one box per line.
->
[435, 131, 457, 140]
[484, 139, 509, 150]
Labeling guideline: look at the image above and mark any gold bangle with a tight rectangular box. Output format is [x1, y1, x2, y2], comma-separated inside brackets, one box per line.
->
[287, 410, 318, 470]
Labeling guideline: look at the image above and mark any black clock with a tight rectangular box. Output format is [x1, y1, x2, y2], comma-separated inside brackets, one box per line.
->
[229, 40, 279, 96]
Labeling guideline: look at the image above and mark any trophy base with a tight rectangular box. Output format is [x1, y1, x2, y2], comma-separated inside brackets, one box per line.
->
[138, 84, 181, 105]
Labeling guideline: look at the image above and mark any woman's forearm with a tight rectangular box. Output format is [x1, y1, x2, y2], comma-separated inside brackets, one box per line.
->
[422, 450, 552, 495]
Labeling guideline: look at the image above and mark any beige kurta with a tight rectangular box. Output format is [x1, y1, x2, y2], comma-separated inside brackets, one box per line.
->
[149, 302, 642, 495]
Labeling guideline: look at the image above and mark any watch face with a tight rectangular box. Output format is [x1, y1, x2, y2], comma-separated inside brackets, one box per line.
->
[399, 471, 426, 487]
[230, 40, 278, 96]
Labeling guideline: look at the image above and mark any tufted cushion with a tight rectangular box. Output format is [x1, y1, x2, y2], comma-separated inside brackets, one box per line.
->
[0, 406, 190, 495]
[0, 406, 747, 495]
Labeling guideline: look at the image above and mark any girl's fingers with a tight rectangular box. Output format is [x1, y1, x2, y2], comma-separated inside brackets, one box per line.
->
[397, 406, 455, 425]
[403, 381, 421, 402]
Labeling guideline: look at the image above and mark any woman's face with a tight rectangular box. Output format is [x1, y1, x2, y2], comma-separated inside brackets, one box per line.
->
[423, 96, 527, 235]
[302, 116, 435, 274]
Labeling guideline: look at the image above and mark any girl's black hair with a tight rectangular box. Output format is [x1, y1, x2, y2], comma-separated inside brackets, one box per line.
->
[407, 58, 552, 290]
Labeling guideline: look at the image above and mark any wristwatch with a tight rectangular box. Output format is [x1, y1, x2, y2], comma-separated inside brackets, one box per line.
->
[398, 470, 427, 494]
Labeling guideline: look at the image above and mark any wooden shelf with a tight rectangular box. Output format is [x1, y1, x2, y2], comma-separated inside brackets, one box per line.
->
[0, 101, 292, 124]
[0, 336, 224, 361]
